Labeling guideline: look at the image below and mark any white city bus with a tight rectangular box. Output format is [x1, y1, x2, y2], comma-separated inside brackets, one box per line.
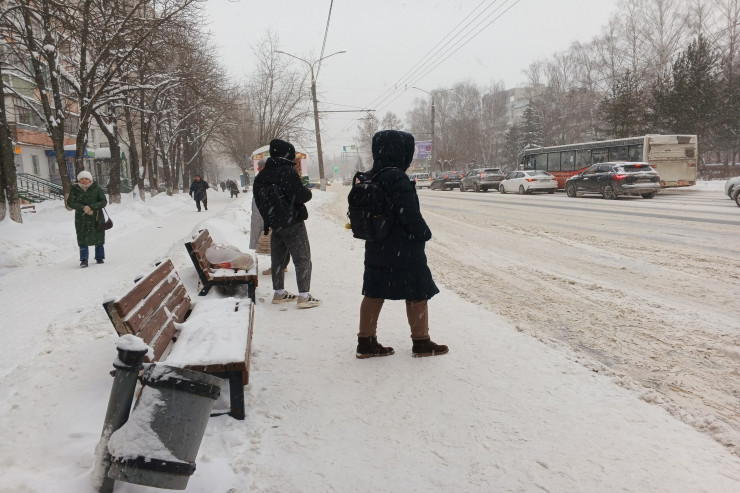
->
[519, 135, 697, 188]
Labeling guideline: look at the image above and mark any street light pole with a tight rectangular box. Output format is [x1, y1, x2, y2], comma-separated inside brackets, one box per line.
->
[412, 87, 436, 174]
[276, 50, 346, 191]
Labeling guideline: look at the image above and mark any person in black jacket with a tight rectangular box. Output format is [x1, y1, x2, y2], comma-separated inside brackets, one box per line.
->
[356, 130, 448, 358]
[189, 175, 209, 211]
[229, 179, 240, 198]
[253, 139, 321, 309]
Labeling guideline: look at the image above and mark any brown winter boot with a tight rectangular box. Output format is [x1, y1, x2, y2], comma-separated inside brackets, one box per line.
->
[412, 338, 449, 358]
[356, 336, 394, 359]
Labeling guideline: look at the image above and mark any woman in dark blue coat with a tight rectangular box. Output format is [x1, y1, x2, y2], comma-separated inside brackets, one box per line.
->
[356, 130, 448, 358]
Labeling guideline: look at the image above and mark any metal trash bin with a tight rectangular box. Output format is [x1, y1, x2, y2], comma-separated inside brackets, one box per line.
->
[106, 364, 222, 490]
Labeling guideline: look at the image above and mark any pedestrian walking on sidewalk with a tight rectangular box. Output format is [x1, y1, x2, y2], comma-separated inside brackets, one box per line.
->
[355, 129, 448, 359]
[189, 175, 209, 211]
[253, 139, 321, 309]
[67, 170, 107, 268]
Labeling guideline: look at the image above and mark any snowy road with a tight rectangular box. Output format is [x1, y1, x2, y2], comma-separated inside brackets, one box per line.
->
[416, 185, 740, 452]
[325, 183, 740, 451]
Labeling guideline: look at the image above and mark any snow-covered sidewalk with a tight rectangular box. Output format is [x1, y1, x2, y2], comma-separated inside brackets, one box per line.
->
[1, 188, 739, 492]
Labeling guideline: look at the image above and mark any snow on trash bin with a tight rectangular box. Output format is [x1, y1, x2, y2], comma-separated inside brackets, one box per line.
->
[106, 364, 222, 490]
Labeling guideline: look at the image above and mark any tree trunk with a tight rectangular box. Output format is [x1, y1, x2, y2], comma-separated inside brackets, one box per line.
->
[93, 112, 122, 204]
[0, 64, 22, 223]
[123, 103, 144, 200]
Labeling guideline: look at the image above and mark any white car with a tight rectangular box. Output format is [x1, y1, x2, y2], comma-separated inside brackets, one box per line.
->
[731, 183, 740, 207]
[499, 170, 558, 194]
[725, 176, 740, 198]
[409, 172, 432, 189]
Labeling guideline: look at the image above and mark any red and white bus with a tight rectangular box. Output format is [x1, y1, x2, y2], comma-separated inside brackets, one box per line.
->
[519, 135, 697, 189]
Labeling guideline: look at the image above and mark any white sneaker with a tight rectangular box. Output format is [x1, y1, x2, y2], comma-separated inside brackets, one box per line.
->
[272, 291, 297, 304]
[297, 294, 322, 309]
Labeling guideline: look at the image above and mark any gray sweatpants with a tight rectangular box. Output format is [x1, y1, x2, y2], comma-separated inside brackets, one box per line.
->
[271, 221, 312, 293]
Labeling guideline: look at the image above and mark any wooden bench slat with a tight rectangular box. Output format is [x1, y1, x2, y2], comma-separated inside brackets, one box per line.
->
[123, 277, 182, 334]
[150, 320, 177, 362]
[112, 260, 175, 317]
[167, 287, 191, 323]
[131, 303, 168, 339]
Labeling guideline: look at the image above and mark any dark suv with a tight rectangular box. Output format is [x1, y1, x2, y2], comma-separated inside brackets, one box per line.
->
[431, 171, 465, 191]
[460, 168, 505, 192]
[565, 162, 660, 199]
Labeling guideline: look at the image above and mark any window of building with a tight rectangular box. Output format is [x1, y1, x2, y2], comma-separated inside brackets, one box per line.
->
[32, 155, 40, 175]
[65, 115, 79, 135]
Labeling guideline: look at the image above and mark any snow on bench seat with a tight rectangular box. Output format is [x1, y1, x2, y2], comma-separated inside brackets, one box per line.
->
[103, 259, 254, 420]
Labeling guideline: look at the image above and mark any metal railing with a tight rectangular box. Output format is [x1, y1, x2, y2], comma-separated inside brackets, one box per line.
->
[16, 173, 64, 203]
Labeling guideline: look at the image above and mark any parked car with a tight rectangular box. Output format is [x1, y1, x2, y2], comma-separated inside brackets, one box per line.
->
[431, 171, 465, 190]
[725, 176, 740, 198]
[499, 170, 558, 194]
[731, 184, 740, 207]
[565, 162, 660, 199]
[460, 168, 505, 192]
[409, 172, 432, 189]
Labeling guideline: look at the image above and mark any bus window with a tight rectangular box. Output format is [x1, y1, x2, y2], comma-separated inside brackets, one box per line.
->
[576, 150, 591, 169]
[533, 154, 547, 170]
[592, 148, 608, 163]
[561, 151, 575, 171]
[628, 145, 643, 161]
[609, 146, 628, 161]
[547, 152, 561, 171]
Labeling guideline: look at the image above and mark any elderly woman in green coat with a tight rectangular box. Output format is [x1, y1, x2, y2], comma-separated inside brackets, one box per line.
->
[67, 170, 107, 268]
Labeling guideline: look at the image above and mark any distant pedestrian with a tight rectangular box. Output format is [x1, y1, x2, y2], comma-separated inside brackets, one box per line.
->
[189, 175, 208, 211]
[220, 181, 226, 192]
[229, 179, 239, 198]
[355, 129, 448, 359]
[67, 170, 107, 268]
[253, 139, 320, 309]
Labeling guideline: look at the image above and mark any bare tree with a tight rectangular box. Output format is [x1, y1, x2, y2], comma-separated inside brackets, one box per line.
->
[3, 0, 75, 198]
[643, 0, 688, 80]
[249, 32, 311, 146]
[354, 113, 378, 169]
[0, 57, 22, 223]
[380, 111, 403, 130]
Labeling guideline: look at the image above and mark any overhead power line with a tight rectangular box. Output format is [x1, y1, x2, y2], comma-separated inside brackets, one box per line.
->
[363, 0, 496, 111]
[374, 0, 523, 114]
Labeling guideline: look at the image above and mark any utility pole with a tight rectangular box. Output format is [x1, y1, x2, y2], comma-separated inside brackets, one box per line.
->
[276, 50, 346, 191]
[412, 86, 437, 174]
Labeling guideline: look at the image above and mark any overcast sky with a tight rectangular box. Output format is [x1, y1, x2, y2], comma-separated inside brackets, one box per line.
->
[203, 0, 620, 158]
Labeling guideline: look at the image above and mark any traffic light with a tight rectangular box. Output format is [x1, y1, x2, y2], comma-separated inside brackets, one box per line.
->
[334, 166, 339, 172]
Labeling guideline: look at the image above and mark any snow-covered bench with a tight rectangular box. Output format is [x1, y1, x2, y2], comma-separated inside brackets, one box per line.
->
[103, 259, 254, 420]
[185, 229, 258, 301]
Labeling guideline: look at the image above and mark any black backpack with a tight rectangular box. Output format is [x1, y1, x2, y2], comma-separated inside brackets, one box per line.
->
[347, 168, 396, 241]
[255, 183, 296, 232]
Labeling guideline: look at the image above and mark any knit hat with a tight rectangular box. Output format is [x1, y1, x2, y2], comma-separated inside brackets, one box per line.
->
[77, 170, 93, 182]
[269, 139, 296, 161]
